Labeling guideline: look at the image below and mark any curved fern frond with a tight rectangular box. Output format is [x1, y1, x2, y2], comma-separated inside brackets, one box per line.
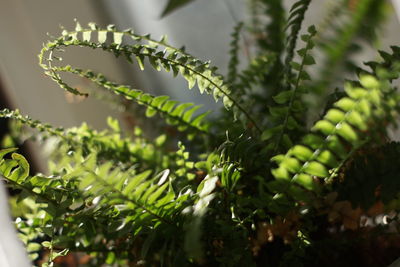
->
[39, 21, 261, 132]
[0, 148, 29, 183]
[0, 148, 64, 211]
[270, 73, 400, 204]
[52, 67, 211, 137]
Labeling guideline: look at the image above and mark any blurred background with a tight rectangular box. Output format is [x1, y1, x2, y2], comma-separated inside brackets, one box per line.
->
[0, 0, 399, 170]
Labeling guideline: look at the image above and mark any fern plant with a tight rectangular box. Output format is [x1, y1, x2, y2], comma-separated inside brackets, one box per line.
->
[1, 0, 400, 266]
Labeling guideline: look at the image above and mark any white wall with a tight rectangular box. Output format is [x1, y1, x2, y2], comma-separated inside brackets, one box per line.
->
[0, 181, 30, 267]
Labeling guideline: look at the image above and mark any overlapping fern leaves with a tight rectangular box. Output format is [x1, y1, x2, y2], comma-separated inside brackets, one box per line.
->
[0, 146, 197, 264]
[263, 26, 317, 153]
[270, 71, 400, 207]
[0, 109, 168, 169]
[55, 67, 211, 138]
[39, 21, 261, 133]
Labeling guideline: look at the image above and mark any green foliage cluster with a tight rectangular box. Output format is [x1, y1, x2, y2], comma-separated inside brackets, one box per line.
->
[1, 0, 400, 266]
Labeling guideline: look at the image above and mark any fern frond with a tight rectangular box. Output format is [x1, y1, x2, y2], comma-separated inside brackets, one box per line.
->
[0, 148, 194, 261]
[237, 52, 277, 93]
[315, 0, 345, 37]
[227, 22, 243, 86]
[248, 0, 262, 37]
[39, 21, 262, 132]
[366, 46, 400, 80]
[223, 51, 278, 128]
[313, 0, 378, 93]
[219, 133, 265, 171]
[263, 26, 317, 153]
[0, 108, 66, 140]
[0, 109, 172, 170]
[284, 0, 312, 75]
[257, 0, 286, 98]
[270, 73, 400, 205]
[0, 149, 74, 262]
[77, 155, 189, 227]
[53, 67, 211, 137]
[225, 52, 277, 124]
[322, 0, 373, 64]
[259, 0, 285, 54]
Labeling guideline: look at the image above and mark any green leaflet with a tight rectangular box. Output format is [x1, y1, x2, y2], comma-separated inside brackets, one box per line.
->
[0, 147, 18, 159]
[303, 161, 328, 177]
[8, 153, 30, 182]
[325, 109, 345, 124]
[292, 173, 314, 191]
[123, 170, 152, 194]
[336, 122, 358, 142]
[290, 145, 313, 161]
[0, 149, 29, 182]
[98, 30, 107, 44]
[316, 150, 339, 168]
[273, 90, 294, 104]
[312, 120, 335, 136]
